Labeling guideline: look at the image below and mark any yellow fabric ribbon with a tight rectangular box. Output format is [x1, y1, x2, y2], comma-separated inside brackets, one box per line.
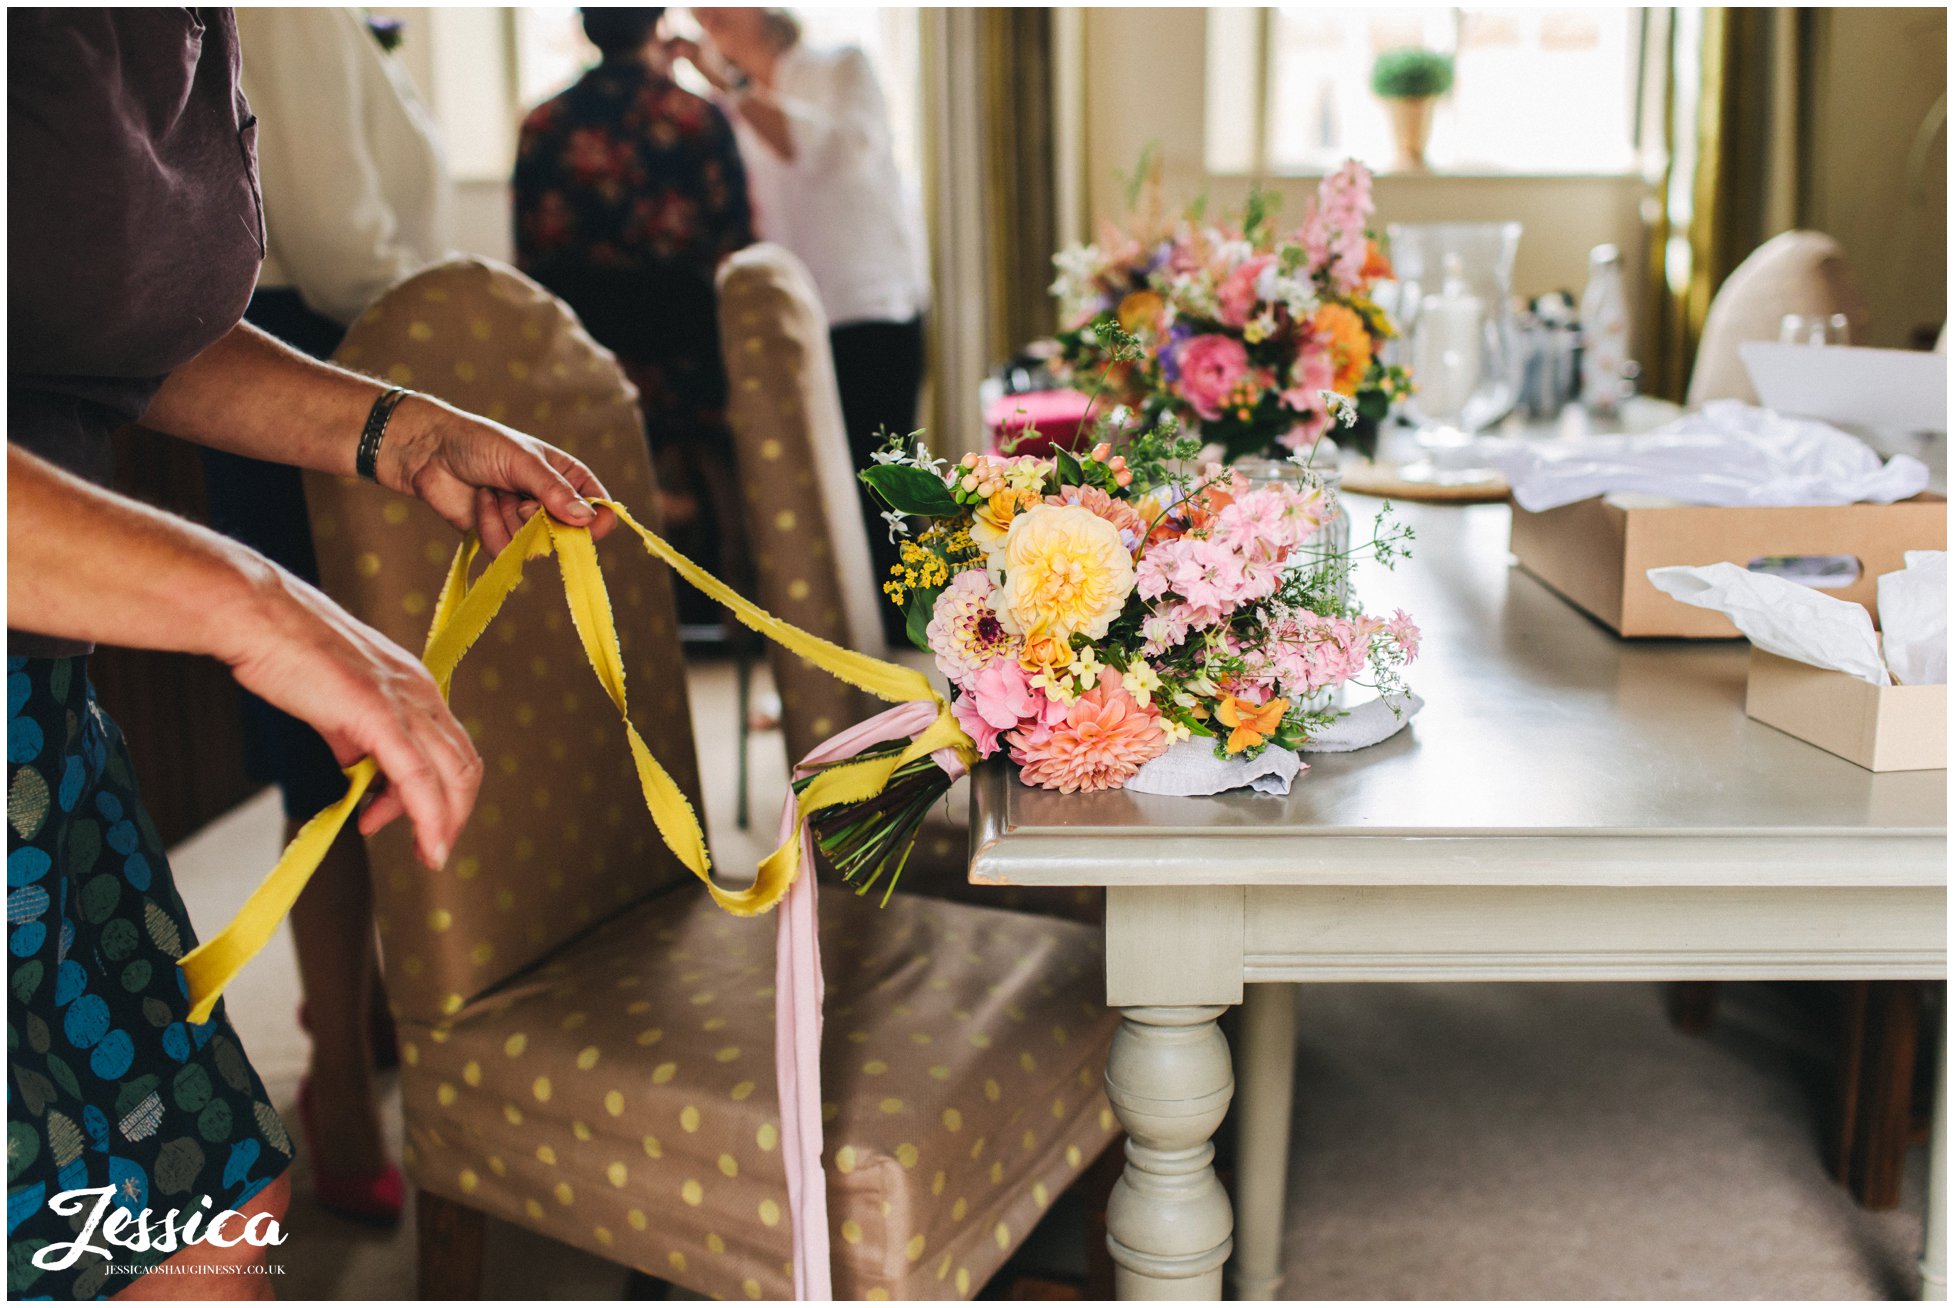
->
[178, 499, 973, 1024]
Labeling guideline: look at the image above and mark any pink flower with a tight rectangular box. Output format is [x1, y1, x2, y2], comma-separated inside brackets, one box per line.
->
[1299, 160, 1374, 294]
[1385, 609, 1422, 662]
[1281, 346, 1335, 408]
[1215, 253, 1275, 328]
[1006, 672, 1169, 793]
[927, 570, 1016, 681]
[953, 659, 1055, 757]
[1173, 334, 1250, 421]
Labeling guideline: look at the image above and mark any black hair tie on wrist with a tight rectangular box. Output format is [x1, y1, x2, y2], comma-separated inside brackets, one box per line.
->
[356, 386, 412, 483]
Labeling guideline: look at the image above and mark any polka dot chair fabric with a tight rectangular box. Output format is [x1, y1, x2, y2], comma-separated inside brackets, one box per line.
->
[304, 258, 1122, 1298]
[305, 257, 697, 1027]
[400, 888, 1120, 1300]
[715, 245, 1100, 927]
[714, 245, 884, 767]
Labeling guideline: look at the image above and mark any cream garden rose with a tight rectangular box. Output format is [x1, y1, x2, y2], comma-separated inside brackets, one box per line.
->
[992, 504, 1136, 640]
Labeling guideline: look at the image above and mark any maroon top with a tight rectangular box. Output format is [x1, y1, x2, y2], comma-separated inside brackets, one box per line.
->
[8, 8, 264, 655]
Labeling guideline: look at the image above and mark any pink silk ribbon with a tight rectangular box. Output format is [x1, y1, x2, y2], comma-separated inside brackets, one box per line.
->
[774, 699, 969, 1300]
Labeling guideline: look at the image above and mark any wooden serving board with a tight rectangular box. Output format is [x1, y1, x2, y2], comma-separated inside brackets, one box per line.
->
[1338, 460, 1511, 504]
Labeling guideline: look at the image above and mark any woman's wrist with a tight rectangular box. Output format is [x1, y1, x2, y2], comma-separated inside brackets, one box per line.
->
[369, 392, 448, 501]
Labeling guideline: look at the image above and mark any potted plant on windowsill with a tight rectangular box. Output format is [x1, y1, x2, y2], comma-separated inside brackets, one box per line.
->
[1371, 47, 1454, 172]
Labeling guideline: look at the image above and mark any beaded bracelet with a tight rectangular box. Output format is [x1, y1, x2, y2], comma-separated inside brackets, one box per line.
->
[355, 386, 412, 483]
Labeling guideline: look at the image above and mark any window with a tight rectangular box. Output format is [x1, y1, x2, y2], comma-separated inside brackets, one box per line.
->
[1208, 7, 1642, 177]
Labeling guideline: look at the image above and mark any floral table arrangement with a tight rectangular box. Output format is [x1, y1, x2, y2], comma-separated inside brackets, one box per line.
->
[817, 395, 1420, 896]
[1050, 159, 1410, 464]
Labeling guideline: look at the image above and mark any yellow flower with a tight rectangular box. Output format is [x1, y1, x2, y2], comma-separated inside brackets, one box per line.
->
[993, 505, 1136, 641]
[1018, 632, 1074, 674]
[970, 489, 1023, 555]
[1116, 290, 1164, 335]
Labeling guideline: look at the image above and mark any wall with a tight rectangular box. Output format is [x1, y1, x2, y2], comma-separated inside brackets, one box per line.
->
[1804, 7, 1947, 348]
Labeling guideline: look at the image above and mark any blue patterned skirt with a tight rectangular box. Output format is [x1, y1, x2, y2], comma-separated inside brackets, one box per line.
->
[7, 656, 292, 1299]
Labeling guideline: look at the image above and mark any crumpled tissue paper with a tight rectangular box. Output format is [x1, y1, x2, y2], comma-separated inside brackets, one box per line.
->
[1876, 551, 1947, 686]
[1125, 694, 1423, 797]
[1647, 553, 1947, 687]
[1484, 400, 1930, 513]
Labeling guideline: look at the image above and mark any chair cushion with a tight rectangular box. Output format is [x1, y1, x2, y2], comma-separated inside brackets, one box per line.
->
[307, 258, 701, 1023]
[398, 887, 1121, 1300]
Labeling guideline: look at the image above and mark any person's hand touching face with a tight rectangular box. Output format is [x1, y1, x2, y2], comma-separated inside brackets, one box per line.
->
[377, 396, 617, 555]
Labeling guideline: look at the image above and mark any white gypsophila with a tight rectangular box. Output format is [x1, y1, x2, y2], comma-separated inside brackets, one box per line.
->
[1213, 235, 1255, 268]
[1050, 243, 1105, 313]
[1266, 272, 1318, 319]
[1318, 389, 1359, 426]
[1169, 271, 1219, 320]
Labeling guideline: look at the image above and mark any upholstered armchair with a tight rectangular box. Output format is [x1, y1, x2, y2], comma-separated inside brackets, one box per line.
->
[714, 245, 1101, 924]
[304, 258, 1122, 1298]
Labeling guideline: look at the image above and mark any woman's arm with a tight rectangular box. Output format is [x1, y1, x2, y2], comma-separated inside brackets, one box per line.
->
[235, 7, 448, 323]
[141, 321, 613, 553]
[667, 36, 797, 162]
[9, 445, 479, 868]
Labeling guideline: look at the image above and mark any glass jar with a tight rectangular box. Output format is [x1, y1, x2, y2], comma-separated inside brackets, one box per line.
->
[1232, 455, 1352, 716]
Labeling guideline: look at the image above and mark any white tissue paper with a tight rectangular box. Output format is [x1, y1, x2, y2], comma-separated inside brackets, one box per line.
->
[1124, 694, 1423, 797]
[1485, 400, 1930, 513]
[1647, 558, 1953, 688]
[1876, 552, 1947, 686]
[1126, 739, 1306, 797]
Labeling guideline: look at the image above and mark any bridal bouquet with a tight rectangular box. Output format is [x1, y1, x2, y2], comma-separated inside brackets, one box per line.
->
[1052, 160, 1410, 463]
[807, 400, 1418, 895]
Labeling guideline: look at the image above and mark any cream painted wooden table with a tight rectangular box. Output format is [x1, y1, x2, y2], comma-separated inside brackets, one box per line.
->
[968, 498, 1948, 1300]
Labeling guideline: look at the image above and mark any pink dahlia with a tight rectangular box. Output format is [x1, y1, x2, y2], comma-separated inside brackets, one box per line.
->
[1007, 672, 1169, 793]
[927, 570, 1016, 681]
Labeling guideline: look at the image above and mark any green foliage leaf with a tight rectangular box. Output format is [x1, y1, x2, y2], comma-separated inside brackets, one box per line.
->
[903, 588, 940, 652]
[860, 464, 959, 518]
[1053, 447, 1084, 486]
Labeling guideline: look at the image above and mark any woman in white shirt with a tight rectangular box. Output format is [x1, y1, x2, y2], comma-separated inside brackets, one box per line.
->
[680, 8, 928, 639]
[201, 7, 453, 1227]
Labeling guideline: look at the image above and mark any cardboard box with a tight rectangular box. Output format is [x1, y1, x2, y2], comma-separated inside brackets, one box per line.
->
[1509, 494, 1947, 638]
[1745, 648, 1946, 772]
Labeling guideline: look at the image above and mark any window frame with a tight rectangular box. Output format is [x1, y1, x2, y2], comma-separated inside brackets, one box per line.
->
[1204, 5, 1654, 182]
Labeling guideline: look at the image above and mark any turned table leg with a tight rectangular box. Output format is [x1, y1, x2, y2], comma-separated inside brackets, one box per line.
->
[1230, 982, 1299, 1300]
[1923, 1027, 1947, 1301]
[1104, 1004, 1237, 1299]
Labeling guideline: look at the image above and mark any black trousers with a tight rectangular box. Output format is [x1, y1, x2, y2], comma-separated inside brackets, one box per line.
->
[829, 315, 925, 646]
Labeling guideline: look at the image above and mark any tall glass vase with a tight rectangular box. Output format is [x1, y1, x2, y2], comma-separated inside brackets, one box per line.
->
[1386, 222, 1523, 485]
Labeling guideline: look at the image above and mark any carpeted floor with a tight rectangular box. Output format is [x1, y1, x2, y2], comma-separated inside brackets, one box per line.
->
[166, 657, 1932, 1300]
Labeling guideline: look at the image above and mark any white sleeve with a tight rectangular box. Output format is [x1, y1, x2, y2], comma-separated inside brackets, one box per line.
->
[235, 8, 427, 325]
[771, 46, 888, 173]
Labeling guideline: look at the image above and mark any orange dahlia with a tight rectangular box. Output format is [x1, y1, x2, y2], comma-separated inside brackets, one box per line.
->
[1311, 302, 1374, 396]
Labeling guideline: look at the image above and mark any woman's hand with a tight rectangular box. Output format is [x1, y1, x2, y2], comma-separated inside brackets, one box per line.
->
[7, 446, 483, 869]
[222, 561, 483, 869]
[664, 35, 736, 93]
[377, 395, 618, 555]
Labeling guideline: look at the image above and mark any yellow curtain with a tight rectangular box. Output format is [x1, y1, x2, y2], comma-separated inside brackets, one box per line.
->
[1644, 8, 1809, 401]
